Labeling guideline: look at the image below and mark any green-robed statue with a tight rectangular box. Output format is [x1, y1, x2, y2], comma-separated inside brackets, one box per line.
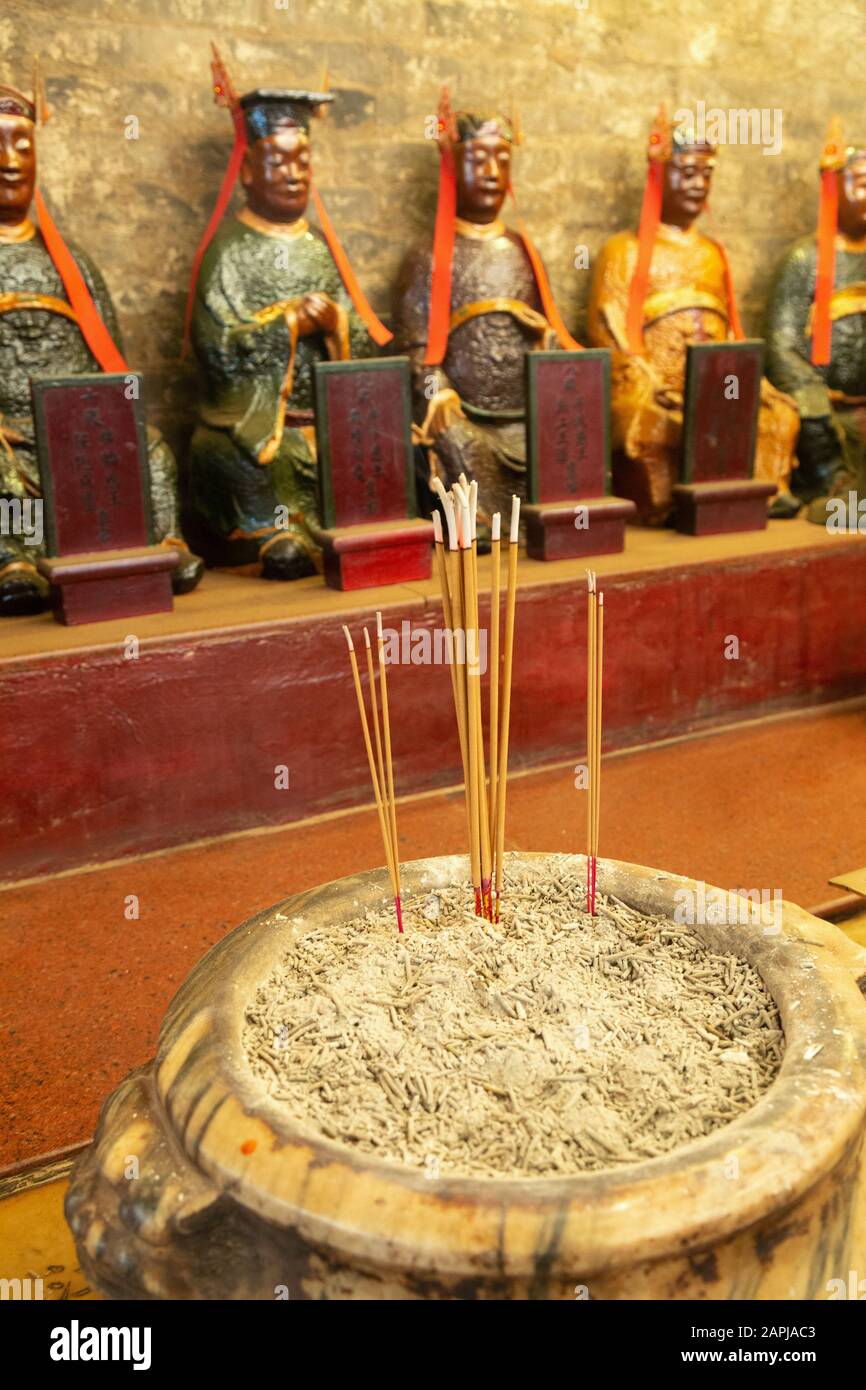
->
[765, 121, 866, 523]
[186, 49, 390, 580]
[0, 65, 202, 615]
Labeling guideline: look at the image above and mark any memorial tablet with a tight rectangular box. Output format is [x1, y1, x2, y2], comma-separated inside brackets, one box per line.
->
[673, 341, 775, 535]
[523, 350, 634, 560]
[313, 357, 433, 590]
[33, 373, 177, 624]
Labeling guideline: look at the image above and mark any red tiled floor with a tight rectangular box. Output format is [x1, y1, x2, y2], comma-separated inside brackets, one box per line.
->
[1, 704, 865, 1173]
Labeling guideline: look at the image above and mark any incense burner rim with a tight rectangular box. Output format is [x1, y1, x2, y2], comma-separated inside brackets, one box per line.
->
[151, 852, 866, 1279]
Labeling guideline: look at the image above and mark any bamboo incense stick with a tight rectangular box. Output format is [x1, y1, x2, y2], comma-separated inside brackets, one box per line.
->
[363, 627, 388, 846]
[469, 482, 493, 918]
[445, 494, 474, 886]
[585, 572, 604, 916]
[586, 570, 596, 914]
[488, 511, 501, 855]
[436, 477, 475, 895]
[457, 488, 483, 915]
[432, 507, 469, 790]
[593, 590, 604, 914]
[376, 611, 402, 931]
[493, 495, 520, 922]
[342, 625, 401, 930]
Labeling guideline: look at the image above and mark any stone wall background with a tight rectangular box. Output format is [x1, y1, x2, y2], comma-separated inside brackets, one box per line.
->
[2, 0, 864, 453]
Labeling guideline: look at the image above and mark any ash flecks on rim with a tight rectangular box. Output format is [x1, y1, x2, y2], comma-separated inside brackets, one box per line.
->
[242, 868, 784, 1179]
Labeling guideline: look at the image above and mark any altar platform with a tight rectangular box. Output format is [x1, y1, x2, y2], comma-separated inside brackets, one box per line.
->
[2, 517, 866, 882]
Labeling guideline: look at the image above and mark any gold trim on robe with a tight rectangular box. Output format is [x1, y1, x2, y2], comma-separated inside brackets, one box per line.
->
[806, 282, 866, 333]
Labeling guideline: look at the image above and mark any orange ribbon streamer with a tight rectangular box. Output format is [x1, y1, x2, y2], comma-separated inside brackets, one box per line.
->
[34, 190, 127, 373]
[424, 144, 457, 366]
[509, 186, 581, 351]
[812, 166, 838, 366]
[625, 158, 664, 354]
[713, 238, 745, 341]
[310, 185, 392, 347]
[182, 108, 248, 358]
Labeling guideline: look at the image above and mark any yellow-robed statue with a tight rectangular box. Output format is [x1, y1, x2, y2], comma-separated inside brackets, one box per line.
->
[587, 109, 799, 526]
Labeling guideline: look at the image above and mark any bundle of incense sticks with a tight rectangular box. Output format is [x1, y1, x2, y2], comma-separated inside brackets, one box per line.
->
[586, 571, 604, 916]
[432, 478, 520, 922]
[342, 616, 403, 933]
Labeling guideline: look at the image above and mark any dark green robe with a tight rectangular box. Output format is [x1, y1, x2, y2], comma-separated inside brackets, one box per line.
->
[188, 215, 372, 565]
[0, 229, 185, 575]
[765, 234, 866, 514]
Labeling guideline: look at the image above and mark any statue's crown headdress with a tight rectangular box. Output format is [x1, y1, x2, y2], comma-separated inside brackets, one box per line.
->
[646, 105, 673, 163]
[436, 90, 522, 149]
[646, 104, 717, 164]
[0, 56, 49, 125]
[819, 115, 846, 173]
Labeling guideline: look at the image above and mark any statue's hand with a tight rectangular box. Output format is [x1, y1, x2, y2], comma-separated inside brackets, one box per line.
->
[298, 292, 340, 337]
[415, 388, 465, 444]
[797, 415, 843, 488]
[429, 413, 497, 491]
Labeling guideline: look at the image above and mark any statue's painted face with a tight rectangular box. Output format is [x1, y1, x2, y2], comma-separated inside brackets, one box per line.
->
[241, 125, 311, 222]
[0, 114, 36, 222]
[455, 135, 511, 223]
[661, 148, 715, 228]
[838, 157, 866, 239]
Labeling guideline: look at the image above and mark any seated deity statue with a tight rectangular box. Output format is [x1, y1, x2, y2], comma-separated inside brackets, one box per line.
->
[186, 54, 390, 581]
[765, 121, 866, 524]
[587, 110, 800, 526]
[0, 68, 202, 615]
[392, 95, 579, 529]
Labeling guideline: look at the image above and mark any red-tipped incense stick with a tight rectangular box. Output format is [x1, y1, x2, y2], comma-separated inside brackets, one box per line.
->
[343, 624, 403, 932]
[493, 495, 520, 922]
[585, 572, 604, 915]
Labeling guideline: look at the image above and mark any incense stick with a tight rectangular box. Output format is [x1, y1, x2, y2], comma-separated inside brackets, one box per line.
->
[431, 481, 519, 922]
[432, 507, 469, 795]
[469, 482, 493, 918]
[363, 626, 388, 849]
[376, 612, 402, 930]
[488, 512, 501, 853]
[456, 487, 482, 915]
[493, 495, 520, 922]
[585, 572, 604, 916]
[342, 624, 402, 930]
[586, 571, 596, 914]
[594, 591, 604, 914]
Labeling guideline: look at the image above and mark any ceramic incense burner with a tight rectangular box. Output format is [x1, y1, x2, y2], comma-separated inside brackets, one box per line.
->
[66, 854, 866, 1300]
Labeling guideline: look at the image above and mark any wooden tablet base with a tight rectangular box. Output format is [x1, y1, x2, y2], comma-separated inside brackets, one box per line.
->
[672, 480, 776, 537]
[37, 546, 178, 626]
[523, 496, 636, 561]
[314, 518, 435, 591]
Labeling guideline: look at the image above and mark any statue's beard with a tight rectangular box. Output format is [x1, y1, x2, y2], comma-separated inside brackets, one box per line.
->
[0, 186, 32, 218]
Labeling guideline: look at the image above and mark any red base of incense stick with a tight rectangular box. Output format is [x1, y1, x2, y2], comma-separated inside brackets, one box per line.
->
[395, 896, 404, 934]
[481, 877, 492, 921]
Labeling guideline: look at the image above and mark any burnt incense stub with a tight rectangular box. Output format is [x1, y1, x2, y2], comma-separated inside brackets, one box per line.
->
[65, 854, 866, 1302]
